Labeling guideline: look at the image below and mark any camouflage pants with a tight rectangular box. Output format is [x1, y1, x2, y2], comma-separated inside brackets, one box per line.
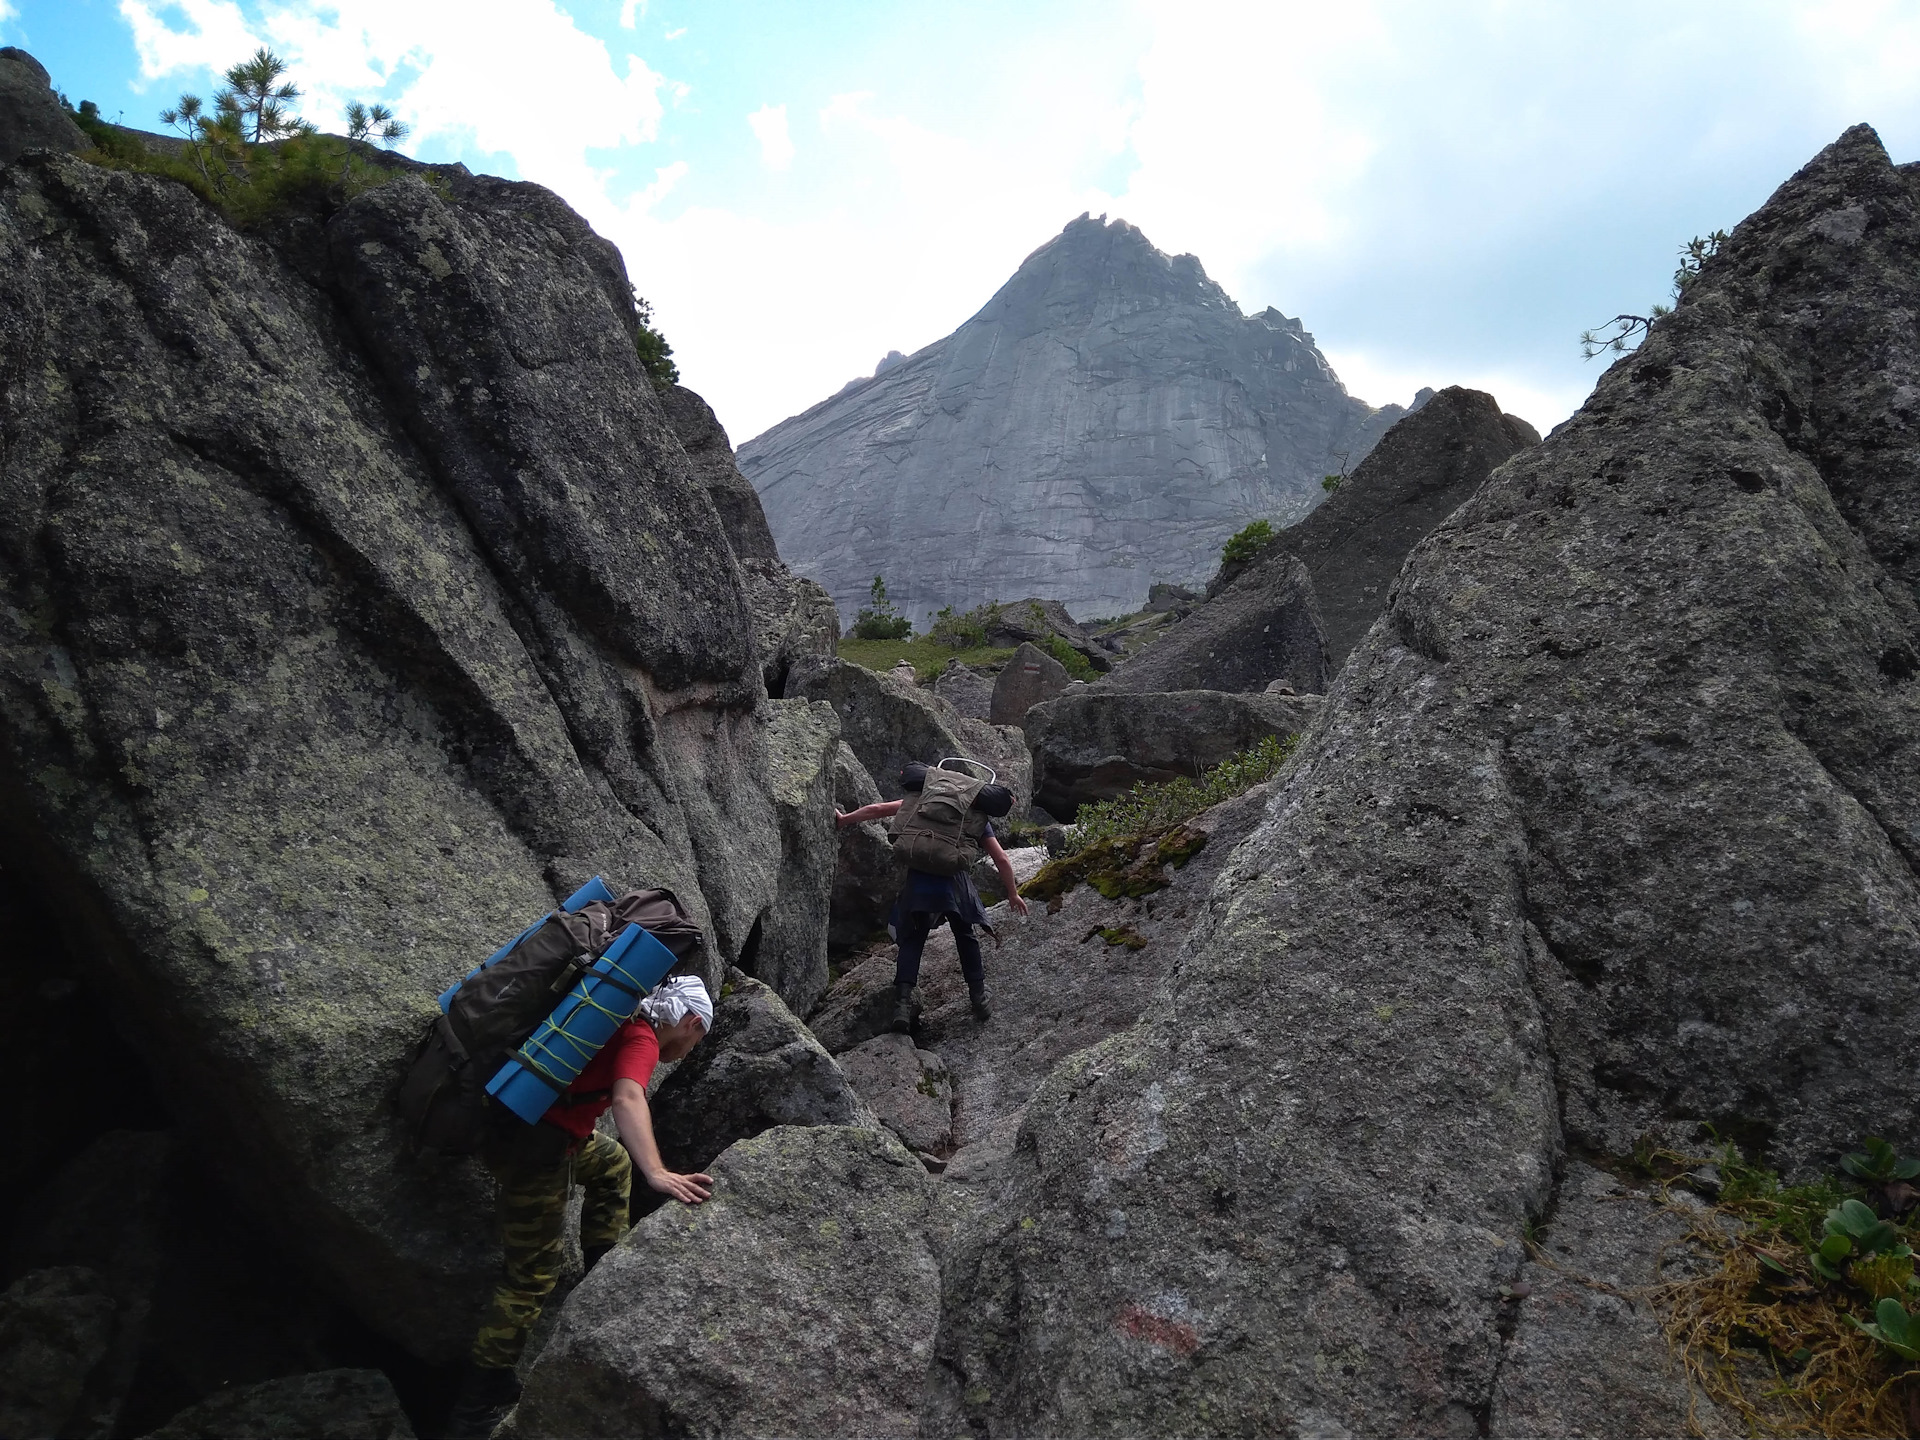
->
[470, 1129, 632, 1369]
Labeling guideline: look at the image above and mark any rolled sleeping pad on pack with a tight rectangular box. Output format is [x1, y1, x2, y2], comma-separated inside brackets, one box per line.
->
[485, 920, 680, 1124]
[436, 874, 618, 1012]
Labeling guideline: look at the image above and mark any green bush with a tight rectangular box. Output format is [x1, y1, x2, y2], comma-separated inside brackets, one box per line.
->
[67, 55, 424, 228]
[632, 291, 679, 390]
[1068, 733, 1298, 853]
[852, 574, 912, 641]
[1220, 519, 1275, 568]
[1040, 633, 1097, 682]
[927, 603, 991, 650]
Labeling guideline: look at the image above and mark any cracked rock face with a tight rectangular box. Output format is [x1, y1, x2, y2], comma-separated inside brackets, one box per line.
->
[0, 153, 836, 1360]
[927, 125, 1920, 1435]
[741, 213, 1406, 622]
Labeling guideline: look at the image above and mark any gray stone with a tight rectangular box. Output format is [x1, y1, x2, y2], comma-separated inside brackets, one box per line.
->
[783, 654, 1030, 811]
[647, 971, 873, 1179]
[990, 640, 1071, 725]
[140, 1370, 414, 1440]
[1254, 384, 1539, 666]
[1024, 687, 1320, 819]
[925, 124, 1920, 1436]
[1098, 551, 1331, 694]
[0, 154, 842, 1359]
[740, 699, 839, 1015]
[828, 743, 896, 952]
[659, 382, 839, 695]
[0, 48, 87, 168]
[516, 1125, 941, 1440]
[742, 214, 1406, 621]
[1490, 1162, 1731, 1439]
[837, 1032, 955, 1154]
[932, 660, 993, 721]
[0, 1267, 116, 1440]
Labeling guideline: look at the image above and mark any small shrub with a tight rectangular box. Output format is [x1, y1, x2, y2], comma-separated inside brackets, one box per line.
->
[631, 291, 679, 390]
[851, 575, 912, 641]
[1321, 474, 1342, 494]
[927, 604, 988, 650]
[1220, 519, 1275, 568]
[1068, 734, 1298, 854]
[1040, 633, 1096, 682]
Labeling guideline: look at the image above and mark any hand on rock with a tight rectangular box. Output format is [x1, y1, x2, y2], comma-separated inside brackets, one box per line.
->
[1009, 893, 1030, 916]
[647, 1168, 714, 1204]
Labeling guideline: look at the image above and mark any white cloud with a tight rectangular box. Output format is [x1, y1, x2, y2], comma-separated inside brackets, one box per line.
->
[619, 0, 644, 29]
[119, 0, 261, 89]
[664, 26, 686, 41]
[0, 1, 18, 26]
[747, 103, 793, 171]
[116, 0, 677, 231]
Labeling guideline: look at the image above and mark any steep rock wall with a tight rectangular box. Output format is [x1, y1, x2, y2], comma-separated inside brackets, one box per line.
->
[929, 125, 1920, 1436]
[741, 214, 1406, 622]
[0, 150, 832, 1359]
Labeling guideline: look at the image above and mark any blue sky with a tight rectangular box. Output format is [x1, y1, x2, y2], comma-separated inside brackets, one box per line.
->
[6, 1, 1920, 443]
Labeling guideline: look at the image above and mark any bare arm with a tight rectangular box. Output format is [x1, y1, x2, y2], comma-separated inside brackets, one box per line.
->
[984, 833, 1030, 915]
[836, 799, 904, 828]
[609, 1076, 712, 1204]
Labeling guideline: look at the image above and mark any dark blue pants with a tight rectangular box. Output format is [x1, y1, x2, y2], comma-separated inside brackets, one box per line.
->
[894, 910, 983, 991]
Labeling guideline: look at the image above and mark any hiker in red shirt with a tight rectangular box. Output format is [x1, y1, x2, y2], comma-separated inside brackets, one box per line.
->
[450, 975, 714, 1438]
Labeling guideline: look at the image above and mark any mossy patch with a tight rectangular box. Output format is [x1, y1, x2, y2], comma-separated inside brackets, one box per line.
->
[1021, 824, 1207, 903]
[1090, 924, 1148, 950]
[836, 636, 1016, 683]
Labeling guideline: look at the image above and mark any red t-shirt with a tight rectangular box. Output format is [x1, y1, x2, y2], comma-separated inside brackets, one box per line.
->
[541, 1020, 659, 1140]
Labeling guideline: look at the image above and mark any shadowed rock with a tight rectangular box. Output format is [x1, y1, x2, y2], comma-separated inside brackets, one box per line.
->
[0, 48, 87, 167]
[648, 972, 874, 1180]
[1097, 552, 1331, 694]
[139, 1370, 414, 1440]
[1259, 383, 1539, 666]
[0, 150, 837, 1360]
[926, 124, 1920, 1436]
[1024, 688, 1319, 819]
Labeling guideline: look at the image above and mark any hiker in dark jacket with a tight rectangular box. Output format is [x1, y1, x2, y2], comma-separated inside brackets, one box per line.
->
[446, 975, 713, 1439]
[837, 767, 1028, 1030]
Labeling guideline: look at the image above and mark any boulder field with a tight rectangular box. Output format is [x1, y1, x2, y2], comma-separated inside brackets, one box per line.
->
[6, 51, 1920, 1440]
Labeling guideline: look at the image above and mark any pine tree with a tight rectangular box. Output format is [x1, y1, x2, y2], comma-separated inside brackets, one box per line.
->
[345, 101, 409, 148]
[216, 48, 308, 144]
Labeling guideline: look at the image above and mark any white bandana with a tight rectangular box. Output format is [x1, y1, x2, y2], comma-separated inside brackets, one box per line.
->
[639, 975, 713, 1032]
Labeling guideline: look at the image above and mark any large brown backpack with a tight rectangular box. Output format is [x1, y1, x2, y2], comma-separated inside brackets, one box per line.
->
[397, 888, 702, 1154]
[889, 760, 1001, 876]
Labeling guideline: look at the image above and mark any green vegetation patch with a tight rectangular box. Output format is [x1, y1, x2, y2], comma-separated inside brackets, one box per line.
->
[1070, 734, 1298, 854]
[837, 637, 1016, 683]
[1021, 824, 1207, 905]
[1626, 1134, 1920, 1437]
[1092, 924, 1148, 950]
[1220, 519, 1276, 567]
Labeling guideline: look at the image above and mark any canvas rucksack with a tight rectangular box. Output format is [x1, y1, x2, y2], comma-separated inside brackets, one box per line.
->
[396, 887, 702, 1154]
[889, 759, 1007, 876]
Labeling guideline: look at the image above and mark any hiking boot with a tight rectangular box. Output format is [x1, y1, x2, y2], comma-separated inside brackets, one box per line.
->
[969, 985, 991, 1023]
[890, 985, 914, 1034]
[444, 1363, 520, 1440]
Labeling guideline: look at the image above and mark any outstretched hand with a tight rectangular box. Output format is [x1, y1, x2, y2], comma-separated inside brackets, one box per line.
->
[1008, 892, 1030, 916]
[646, 1168, 714, 1205]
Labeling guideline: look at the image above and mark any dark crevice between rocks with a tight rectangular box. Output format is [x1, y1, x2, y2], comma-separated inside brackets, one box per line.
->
[0, 811, 461, 1438]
